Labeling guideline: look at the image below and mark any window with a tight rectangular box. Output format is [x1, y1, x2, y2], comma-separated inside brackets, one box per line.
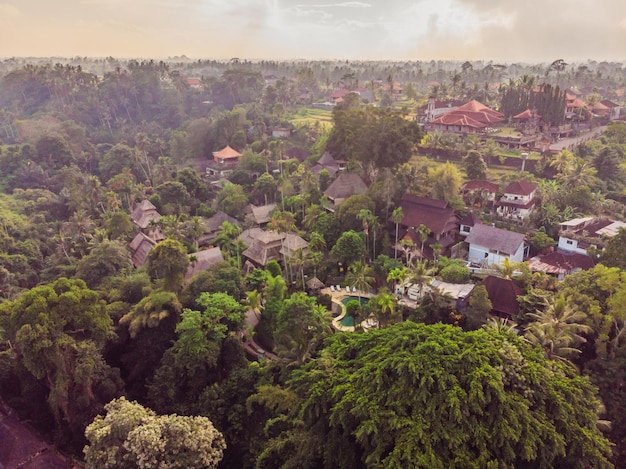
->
[566, 239, 574, 245]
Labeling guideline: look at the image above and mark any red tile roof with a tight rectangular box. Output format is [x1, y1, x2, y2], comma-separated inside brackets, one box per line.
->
[528, 251, 595, 275]
[503, 179, 536, 196]
[513, 109, 540, 120]
[431, 100, 504, 128]
[475, 276, 522, 317]
[398, 194, 458, 236]
[463, 180, 500, 193]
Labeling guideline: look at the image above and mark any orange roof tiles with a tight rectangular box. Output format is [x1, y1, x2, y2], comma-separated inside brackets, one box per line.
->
[213, 145, 242, 159]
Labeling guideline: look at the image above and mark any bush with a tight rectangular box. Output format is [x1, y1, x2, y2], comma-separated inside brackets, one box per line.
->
[439, 261, 470, 283]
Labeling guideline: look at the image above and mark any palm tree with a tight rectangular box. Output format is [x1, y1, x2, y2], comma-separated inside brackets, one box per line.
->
[374, 291, 400, 327]
[524, 296, 592, 363]
[550, 149, 574, 175]
[392, 207, 404, 260]
[289, 248, 310, 291]
[386, 267, 408, 296]
[416, 224, 431, 260]
[357, 209, 373, 259]
[483, 317, 518, 334]
[346, 261, 375, 294]
[409, 259, 436, 300]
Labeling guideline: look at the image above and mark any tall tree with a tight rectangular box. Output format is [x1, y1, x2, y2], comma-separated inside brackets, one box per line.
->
[256, 323, 612, 468]
[84, 397, 225, 469]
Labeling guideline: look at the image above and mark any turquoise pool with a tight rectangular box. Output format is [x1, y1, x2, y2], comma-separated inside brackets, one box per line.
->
[341, 295, 369, 305]
[338, 296, 369, 328]
[339, 314, 354, 327]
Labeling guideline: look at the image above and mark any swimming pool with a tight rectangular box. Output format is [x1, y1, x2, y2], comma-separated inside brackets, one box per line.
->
[339, 314, 354, 327]
[341, 295, 369, 305]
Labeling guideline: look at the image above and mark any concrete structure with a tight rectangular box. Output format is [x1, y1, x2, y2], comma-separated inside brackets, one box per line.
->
[465, 224, 526, 267]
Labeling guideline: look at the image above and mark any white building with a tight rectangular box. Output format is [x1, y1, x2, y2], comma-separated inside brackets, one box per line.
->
[495, 179, 538, 222]
[558, 217, 626, 255]
[465, 224, 526, 267]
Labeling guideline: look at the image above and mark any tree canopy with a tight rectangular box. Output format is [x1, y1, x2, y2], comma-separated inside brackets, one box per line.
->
[256, 322, 612, 468]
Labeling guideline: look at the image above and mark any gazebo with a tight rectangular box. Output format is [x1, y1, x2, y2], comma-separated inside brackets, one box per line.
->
[305, 277, 325, 295]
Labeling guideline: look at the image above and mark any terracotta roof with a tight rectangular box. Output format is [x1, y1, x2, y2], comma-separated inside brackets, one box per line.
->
[567, 98, 587, 109]
[475, 276, 522, 317]
[528, 251, 595, 275]
[600, 99, 619, 108]
[465, 224, 525, 255]
[432, 113, 487, 129]
[513, 109, 540, 120]
[463, 180, 499, 193]
[324, 173, 368, 201]
[185, 247, 225, 280]
[503, 179, 536, 196]
[398, 194, 458, 236]
[213, 145, 242, 159]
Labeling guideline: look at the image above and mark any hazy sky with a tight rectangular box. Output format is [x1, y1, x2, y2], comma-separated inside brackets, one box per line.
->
[1, 0, 625, 61]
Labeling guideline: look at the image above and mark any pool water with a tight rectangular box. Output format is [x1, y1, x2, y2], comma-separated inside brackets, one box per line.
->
[339, 295, 369, 328]
[341, 295, 369, 305]
[339, 314, 354, 327]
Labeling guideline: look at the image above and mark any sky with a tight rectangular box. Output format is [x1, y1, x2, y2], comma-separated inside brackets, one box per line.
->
[1, 0, 625, 62]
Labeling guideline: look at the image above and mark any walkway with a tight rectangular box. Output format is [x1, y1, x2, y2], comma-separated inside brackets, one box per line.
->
[549, 126, 606, 152]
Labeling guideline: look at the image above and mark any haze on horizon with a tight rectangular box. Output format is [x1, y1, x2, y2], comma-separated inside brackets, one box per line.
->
[1, 0, 625, 63]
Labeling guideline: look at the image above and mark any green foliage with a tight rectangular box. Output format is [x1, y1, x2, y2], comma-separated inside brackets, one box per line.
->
[428, 162, 462, 204]
[463, 149, 488, 180]
[330, 230, 365, 267]
[258, 323, 612, 468]
[0, 278, 121, 446]
[336, 194, 376, 232]
[326, 106, 423, 171]
[466, 285, 492, 330]
[274, 292, 331, 366]
[438, 258, 471, 283]
[119, 289, 182, 338]
[599, 228, 626, 270]
[84, 397, 226, 469]
[216, 183, 248, 219]
[147, 238, 189, 291]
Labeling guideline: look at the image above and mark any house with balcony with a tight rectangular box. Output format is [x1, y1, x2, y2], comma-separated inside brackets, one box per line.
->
[558, 217, 626, 255]
[495, 179, 538, 222]
[206, 145, 242, 177]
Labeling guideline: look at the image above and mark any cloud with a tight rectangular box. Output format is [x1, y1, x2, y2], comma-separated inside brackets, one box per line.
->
[298, 1, 371, 7]
[0, 3, 21, 19]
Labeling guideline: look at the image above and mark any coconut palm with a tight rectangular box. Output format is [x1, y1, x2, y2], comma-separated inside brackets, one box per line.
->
[392, 207, 404, 260]
[374, 291, 400, 327]
[524, 296, 592, 363]
[387, 267, 408, 295]
[409, 259, 436, 300]
[346, 261, 375, 293]
[416, 224, 431, 260]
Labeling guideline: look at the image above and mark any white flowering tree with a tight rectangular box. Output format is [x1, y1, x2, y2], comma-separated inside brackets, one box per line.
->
[84, 397, 225, 468]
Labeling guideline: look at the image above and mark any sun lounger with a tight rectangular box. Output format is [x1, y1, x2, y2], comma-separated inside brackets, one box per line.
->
[330, 285, 335, 292]
[336, 285, 341, 291]
[346, 286, 350, 293]
[352, 286, 356, 292]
